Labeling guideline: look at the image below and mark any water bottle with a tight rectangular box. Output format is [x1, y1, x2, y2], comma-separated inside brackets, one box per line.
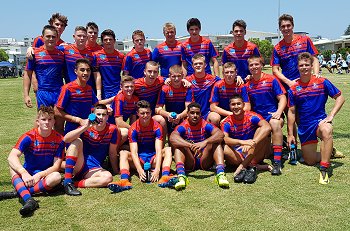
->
[289, 143, 298, 165]
[144, 162, 152, 183]
[170, 112, 177, 128]
[88, 113, 100, 124]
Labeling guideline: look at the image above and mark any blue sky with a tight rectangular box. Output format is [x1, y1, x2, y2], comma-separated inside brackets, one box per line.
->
[1, 0, 348, 42]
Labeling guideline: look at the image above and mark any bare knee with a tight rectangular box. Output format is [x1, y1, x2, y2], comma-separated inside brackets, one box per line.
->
[46, 172, 62, 187]
[99, 171, 113, 186]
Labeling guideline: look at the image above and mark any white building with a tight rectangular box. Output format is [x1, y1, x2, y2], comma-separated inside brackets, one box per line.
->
[314, 35, 350, 52]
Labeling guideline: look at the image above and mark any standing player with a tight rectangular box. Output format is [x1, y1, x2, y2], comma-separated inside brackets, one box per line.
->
[94, 29, 125, 101]
[246, 55, 287, 175]
[152, 23, 185, 78]
[55, 59, 99, 135]
[221, 95, 272, 184]
[287, 52, 345, 184]
[2, 106, 64, 216]
[23, 25, 64, 109]
[169, 102, 229, 190]
[181, 18, 219, 76]
[59, 26, 101, 96]
[271, 14, 319, 89]
[108, 100, 173, 192]
[85, 22, 102, 52]
[113, 75, 139, 144]
[185, 54, 221, 126]
[62, 104, 120, 195]
[222, 20, 261, 80]
[210, 62, 250, 119]
[123, 30, 152, 79]
[155, 65, 189, 139]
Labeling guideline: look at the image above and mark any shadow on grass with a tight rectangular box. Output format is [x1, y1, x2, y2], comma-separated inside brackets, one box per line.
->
[313, 161, 344, 177]
[187, 171, 215, 179]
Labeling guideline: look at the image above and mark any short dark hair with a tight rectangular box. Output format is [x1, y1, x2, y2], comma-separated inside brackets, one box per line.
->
[137, 100, 151, 110]
[232, 19, 247, 31]
[101, 29, 116, 40]
[86, 22, 98, 31]
[75, 58, 91, 70]
[229, 94, 244, 103]
[187, 102, 201, 111]
[222, 62, 237, 72]
[132, 30, 145, 40]
[298, 52, 313, 64]
[42, 25, 58, 37]
[187, 18, 201, 31]
[48, 13, 68, 27]
[121, 75, 134, 85]
[279, 14, 294, 27]
[93, 104, 107, 111]
[248, 54, 265, 66]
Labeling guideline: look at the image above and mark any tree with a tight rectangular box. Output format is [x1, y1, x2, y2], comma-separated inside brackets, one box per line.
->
[248, 38, 274, 66]
[344, 24, 350, 35]
[0, 49, 9, 62]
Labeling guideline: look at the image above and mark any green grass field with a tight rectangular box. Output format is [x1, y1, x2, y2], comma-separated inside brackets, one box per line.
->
[0, 71, 349, 231]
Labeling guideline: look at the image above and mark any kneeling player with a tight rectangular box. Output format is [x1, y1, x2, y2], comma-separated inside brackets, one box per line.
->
[108, 100, 174, 192]
[221, 95, 272, 184]
[2, 106, 64, 216]
[63, 104, 120, 195]
[169, 102, 229, 190]
[287, 52, 345, 184]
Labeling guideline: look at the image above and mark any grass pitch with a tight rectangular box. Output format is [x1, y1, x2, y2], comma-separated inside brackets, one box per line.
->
[0, 71, 349, 231]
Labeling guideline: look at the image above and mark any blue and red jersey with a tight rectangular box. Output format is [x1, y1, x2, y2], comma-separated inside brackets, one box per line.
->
[134, 76, 164, 113]
[81, 123, 119, 165]
[14, 128, 64, 175]
[156, 84, 188, 114]
[86, 43, 103, 53]
[128, 119, 163, 153]
[246, 73, 286, 121]
[181, 36, 218, 75]
[122, 48, 152, 79]
[185, 74, 220, 118]
[152, 41, 183, 78]
[175, 118, 215, 143]
[271, 35, 318, 81]
[113, 92, 139, 121]
[210, 79, 249, 111]
[222, 41, 261, 80]
[93, 49, 125, 99]
[56, 80, 98, 133]
[288, 76, 341, 125]
[26, 46, 64, 91]
[32, 36, 65, 48]
[221, 111, 264, 140]
[58, 44, 95, 85]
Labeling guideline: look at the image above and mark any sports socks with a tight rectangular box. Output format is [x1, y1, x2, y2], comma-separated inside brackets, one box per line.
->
[64, 156, 77, 185]
[176, 162, 185, 176]
[161, 166, 170, 176]
[273, 144, 283, 163]
[120, 169, 130, 180]
[319, 161, 330, 171]
[216, 164, 225, 175]
[12, 174, 31, 202]
[74, 180, 86, 188]
[28, 178, 52, 194]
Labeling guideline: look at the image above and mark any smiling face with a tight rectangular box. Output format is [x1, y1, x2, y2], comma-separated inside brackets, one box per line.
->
[75, 62, 91, 86]
[248, 57, 263, 77]
[133, 34, 145, 51]
[121, 81, 135, 97]
[188, 25, 200, 40]
[229, 97, 244, 117]
[102, 35, 115, 51]
[93, 108, 108, 128]
[137, 107, 152, 125]
[232, 25, 246, 43]
[87, 27, 99, 44]
[144, 63, 159, 84]
[280, 20, 294, 39]
[169, 70, 183, 88]
[223, 66, 237, 85]
[36, 113, 55, 134]
[164, 27, 176, 44]
[192, 57, 206, 75]
[52, 18, 66, 37]
[298, 58, 313, 77]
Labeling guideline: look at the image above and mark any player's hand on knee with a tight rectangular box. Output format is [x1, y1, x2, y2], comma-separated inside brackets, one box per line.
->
[318, 115, 334, 126]
[24, 96, 33, 108]
[268, 111, 282, 120]
[22, 173, 35, 187]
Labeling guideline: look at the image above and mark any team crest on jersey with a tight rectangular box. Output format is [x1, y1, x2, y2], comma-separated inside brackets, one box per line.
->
[295, 42, 301, 48]
[89, 131, 97, 139]
[76, 89, 82, 94]
[169, 90, 173, 97]
[233, 124, 237, 131]
[39, 51, 46, 57]
[134, 54, 140, 59]
[230, 49, 236, 54]
[164, 46, 169, 51]
[312, 83, 318, 89]
[141, 86, 146, 92]
[100, 54, 106, 60]
[281, 46, 286, 51]
[192, 80, 197, 84]
[221, 86, 226, 91]
[296, 86, 302, 92]
[262, 81, 266, 86]
[69, 49, 75, 55]
[34, 140, 39, 146]
[187, 44, 191, 50]
[187, 128, 191, 134]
